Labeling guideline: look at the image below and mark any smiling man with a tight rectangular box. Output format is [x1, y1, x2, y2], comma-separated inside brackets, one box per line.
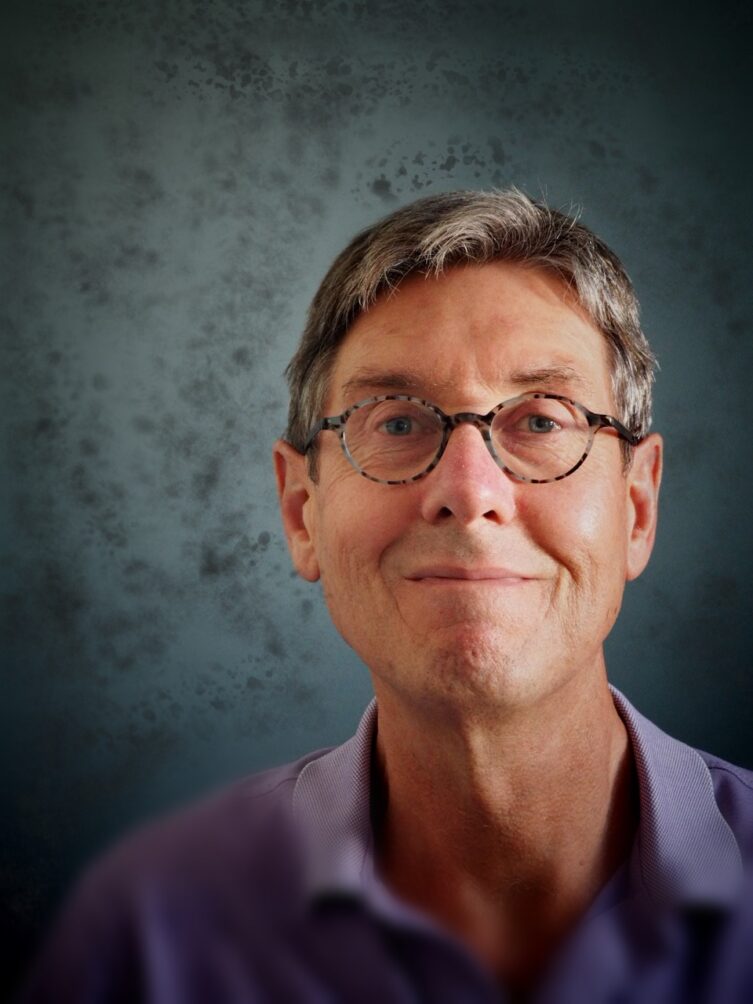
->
[24, 191, 753, 1003]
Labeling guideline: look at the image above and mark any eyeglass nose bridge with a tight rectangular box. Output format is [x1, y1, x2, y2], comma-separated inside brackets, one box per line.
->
[435, 410, 500, 465]
[444, 410, 495, 430]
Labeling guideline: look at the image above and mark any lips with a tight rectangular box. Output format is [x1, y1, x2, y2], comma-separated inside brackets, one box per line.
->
[406, 565, 535, 581]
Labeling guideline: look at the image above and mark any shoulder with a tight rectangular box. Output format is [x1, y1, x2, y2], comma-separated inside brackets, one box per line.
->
[21, 747, 333, 1003]
[698, 749, 753, 853]
[611, 684, 753, 902]
[87, 745, 332, 887]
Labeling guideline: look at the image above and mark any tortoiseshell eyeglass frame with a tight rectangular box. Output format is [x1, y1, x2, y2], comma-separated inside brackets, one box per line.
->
[303, 392, 640, 485]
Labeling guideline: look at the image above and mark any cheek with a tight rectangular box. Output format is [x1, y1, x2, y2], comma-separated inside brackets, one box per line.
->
[571, 492, 622, 544]
[314, 478, 409, 585]
[520, 470, 629, 578]
[314, 489, 411, 657]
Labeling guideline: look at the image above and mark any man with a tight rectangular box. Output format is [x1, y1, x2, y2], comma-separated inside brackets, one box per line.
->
[23, 190, 753, 1003]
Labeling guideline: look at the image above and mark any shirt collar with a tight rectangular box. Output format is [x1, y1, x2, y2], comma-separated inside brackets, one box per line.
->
[292, 688, 742, 909]
[609, 685, 742, 908]
[291, 699, 378, 897]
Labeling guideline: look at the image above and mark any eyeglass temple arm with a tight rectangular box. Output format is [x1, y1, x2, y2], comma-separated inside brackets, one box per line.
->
[594, 412, 640, 446]
[303, 416, 344, 453]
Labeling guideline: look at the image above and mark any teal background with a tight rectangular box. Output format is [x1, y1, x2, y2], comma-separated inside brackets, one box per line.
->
[2, 0, 752, 994]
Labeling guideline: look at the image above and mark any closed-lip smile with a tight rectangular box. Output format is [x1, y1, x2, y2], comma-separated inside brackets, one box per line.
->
[407, 565, 536, 582]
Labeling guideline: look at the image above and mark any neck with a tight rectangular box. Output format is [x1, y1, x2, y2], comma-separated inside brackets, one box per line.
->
[371, 668, 638, 991]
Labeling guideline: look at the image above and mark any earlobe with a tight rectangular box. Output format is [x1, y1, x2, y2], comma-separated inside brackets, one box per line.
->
[273, 439, 321, 582]
[625, 433, 663, 581]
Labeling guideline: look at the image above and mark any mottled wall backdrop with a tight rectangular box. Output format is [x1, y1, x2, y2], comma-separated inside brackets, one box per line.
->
[2, 0, 752, 993]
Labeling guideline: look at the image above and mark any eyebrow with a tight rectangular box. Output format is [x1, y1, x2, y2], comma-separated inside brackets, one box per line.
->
[506, 365, 591, 393]
[341, 370, 429, 398]
[340, 364, 592, 400]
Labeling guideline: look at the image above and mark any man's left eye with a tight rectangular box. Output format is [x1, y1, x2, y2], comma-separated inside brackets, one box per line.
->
[527, 415, 559, 433]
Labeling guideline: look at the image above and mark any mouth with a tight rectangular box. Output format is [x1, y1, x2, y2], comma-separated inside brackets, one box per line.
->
[406, 565, 537, 583]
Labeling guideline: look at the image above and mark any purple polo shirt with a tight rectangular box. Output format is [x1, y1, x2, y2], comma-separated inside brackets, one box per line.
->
[21, 688, 753, 1003]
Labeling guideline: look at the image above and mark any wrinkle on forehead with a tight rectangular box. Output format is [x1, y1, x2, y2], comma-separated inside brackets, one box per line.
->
[341, 363, 594, 404]
[329, 261, 614, 413]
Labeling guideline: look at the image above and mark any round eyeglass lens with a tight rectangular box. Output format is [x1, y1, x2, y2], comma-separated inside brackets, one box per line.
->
[491, 396, 591, 480]
[344, 399, 443, 481]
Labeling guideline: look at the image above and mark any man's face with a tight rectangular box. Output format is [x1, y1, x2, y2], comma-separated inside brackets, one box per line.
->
[276, 261, 661, 714]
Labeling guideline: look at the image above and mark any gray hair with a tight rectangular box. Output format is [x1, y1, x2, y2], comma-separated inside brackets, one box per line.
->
[284, 188, 656, 471]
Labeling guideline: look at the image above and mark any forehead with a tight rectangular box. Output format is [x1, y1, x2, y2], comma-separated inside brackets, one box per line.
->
[328, 261, 613, 411]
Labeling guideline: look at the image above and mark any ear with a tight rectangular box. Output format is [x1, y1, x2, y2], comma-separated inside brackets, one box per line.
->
[625, 433, 663, 581]
[273, 439, 321, 582]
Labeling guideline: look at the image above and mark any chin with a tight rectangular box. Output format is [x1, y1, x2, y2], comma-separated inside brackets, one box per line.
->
[416, 632, 550, 709]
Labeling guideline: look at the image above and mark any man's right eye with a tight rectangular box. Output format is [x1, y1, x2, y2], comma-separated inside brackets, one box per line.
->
[382, 416, 414, 436]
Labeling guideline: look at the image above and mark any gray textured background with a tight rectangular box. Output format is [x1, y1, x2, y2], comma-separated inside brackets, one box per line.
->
[2, 0, 752, 994]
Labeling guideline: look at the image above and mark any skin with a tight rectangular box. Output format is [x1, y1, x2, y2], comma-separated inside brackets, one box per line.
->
[274, 261, 663, 992]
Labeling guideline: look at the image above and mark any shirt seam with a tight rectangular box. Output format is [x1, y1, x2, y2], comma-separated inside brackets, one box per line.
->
[705, 762, 753, 794]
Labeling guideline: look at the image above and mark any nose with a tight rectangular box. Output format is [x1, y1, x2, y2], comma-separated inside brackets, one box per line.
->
[418, 422, 518, 526]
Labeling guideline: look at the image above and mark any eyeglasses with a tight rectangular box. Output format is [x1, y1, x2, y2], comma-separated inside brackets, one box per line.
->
[303, 392, 640, 485]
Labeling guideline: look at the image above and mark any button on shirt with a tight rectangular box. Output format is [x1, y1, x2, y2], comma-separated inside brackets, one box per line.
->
[21, 688, 753, 1003]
